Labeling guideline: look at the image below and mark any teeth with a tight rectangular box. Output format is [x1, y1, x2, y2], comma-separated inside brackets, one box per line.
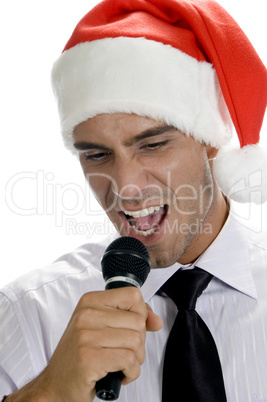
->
[123, 205, 166, 236]
[132, 226, 157, 236]
[124, 205, 164, 218]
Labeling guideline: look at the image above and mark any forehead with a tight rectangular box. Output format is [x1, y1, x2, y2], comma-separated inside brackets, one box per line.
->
[73, 113, 169, 143]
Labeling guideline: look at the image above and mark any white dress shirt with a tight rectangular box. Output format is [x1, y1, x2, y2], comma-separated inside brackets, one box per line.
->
[1, 201, 267, 401]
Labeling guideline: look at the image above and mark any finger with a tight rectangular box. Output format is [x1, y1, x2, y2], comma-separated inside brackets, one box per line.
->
[81, 347, 142, 385]
[72, 287, 148, 329]
[146, 304, 163, 332]
[78, 327, 146, 365]
[72, 302, 147, 333]
[78, 287, 147, 317]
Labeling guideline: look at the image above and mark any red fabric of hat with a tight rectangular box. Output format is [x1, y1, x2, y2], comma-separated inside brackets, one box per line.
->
[52, 0, 267, 203]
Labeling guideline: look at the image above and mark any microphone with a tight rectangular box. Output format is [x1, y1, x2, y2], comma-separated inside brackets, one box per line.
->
[95, 236, 151, 401]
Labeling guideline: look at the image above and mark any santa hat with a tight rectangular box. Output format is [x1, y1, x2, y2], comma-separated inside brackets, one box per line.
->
[51, 0, 267, 204]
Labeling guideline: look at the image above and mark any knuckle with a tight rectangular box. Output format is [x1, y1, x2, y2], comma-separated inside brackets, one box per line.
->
[78, 291, 101, 307]
[124, 348, 138, 368]
[73, 309, 88, 329]
[127, 287, 142, 303]
[122, 349, 141, 383]
[78, 292, 91, 307]
[131, 330, 144, 351]
[76, 328, 89, 347]
[133, 334, 146, 364]
[73, 306, 104, 330]
[133, 313, 146, 331]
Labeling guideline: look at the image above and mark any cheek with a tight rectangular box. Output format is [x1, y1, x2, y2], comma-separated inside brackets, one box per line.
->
[171, 150, 213, 214]
[85, 175, 111, 209]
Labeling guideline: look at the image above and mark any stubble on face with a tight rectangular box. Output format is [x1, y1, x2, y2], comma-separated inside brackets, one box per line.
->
[106, 154, 215, 268]
[74, 113, 224, 269]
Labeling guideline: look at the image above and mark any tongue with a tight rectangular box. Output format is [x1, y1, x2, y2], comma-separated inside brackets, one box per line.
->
[134, 208, 165, 231]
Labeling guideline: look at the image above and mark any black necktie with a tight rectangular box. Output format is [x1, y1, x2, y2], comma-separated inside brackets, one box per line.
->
[161, 267, 227, 401]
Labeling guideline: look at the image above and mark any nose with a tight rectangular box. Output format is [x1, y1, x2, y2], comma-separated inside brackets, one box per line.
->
[111, 157, 147, 201]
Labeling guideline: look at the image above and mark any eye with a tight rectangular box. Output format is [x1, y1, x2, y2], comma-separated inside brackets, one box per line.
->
[82, 151, 112, 163]
[142, 140, 169, 150]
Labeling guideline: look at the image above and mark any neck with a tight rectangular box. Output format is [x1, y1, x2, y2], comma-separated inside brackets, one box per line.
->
[178, 185, 229, 265]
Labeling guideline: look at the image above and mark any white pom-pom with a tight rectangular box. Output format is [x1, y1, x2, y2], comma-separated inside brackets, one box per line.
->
[213, 144, 267, 204]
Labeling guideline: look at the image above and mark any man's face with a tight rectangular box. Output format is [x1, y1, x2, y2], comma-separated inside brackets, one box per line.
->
[74, 113, 216, 268]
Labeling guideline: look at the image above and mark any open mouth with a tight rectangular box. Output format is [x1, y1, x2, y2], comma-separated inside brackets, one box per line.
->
[123, 204, 169, 236]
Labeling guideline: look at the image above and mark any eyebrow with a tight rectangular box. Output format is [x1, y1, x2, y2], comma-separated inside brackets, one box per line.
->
[73, 142, 110, 151]
[73, 124, 177, 151]
[123, 125, 177, 147]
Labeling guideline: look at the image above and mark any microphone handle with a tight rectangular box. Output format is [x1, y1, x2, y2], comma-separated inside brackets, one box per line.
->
[95, 371, 124, 400]
[95, 280, 137, 400]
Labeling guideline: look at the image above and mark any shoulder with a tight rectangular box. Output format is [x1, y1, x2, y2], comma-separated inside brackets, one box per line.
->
[0, 235, 119, 390]
[0, 234, 117, 304]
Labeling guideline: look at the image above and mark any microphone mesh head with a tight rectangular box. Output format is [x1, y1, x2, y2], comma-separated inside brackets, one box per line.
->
[101, 237, 150, 286]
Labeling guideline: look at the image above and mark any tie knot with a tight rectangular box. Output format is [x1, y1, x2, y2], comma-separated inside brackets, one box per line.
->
[161, 267, 213, 310]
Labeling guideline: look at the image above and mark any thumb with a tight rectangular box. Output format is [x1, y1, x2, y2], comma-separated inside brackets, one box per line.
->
[146, 303, 163, 332]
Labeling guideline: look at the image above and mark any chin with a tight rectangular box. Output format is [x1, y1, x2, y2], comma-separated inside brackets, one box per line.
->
[147, 246, 183, 269]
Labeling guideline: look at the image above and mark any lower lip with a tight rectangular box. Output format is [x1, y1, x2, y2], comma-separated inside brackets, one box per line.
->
[119, 210, 167, 245]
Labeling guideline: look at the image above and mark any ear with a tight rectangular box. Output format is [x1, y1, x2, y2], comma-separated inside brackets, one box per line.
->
[205, 144, 219, 160]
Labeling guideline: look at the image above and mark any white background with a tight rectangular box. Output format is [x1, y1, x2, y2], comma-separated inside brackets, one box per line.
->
[1, 0, 266, 287]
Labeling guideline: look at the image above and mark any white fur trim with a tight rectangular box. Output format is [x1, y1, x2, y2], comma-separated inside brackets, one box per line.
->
[51, 37, 233, 152]
[213, 144, 267, 204]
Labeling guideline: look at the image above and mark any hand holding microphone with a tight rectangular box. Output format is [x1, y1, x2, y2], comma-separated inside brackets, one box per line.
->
[96, 236, 152, 400]
[23, 237, 162, 402]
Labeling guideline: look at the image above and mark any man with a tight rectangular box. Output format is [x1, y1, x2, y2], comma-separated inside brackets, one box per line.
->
[0, 0, 267, 401]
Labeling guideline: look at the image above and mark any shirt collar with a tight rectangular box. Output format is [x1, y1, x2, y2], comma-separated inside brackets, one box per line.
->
[142, 200, 258, 302]
[197, 200, 257, 299]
